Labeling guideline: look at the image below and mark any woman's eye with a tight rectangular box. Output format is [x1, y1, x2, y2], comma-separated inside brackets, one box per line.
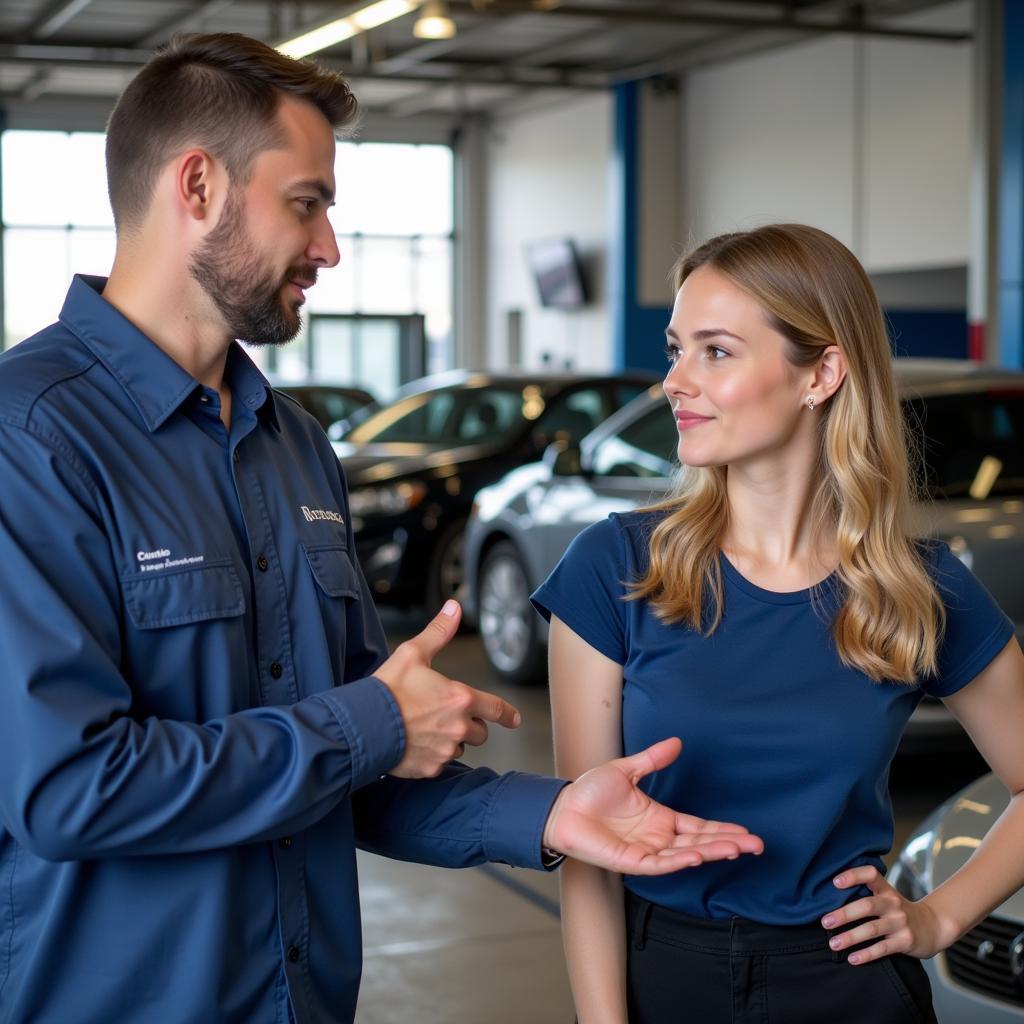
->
[707, 345, 729, 359]
[664, 343, 680, 364]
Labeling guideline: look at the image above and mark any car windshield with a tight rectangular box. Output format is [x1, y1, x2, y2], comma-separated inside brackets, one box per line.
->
[590, 402, 677, 478]
[346, 386, 528, 445]
[905, 390, 1024, 499]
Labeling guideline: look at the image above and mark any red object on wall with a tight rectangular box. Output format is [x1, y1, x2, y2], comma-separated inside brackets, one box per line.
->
[968, 322, 985, 361]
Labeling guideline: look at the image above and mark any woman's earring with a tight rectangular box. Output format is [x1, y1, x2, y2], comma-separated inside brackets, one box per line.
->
[806, 395, 815, 411]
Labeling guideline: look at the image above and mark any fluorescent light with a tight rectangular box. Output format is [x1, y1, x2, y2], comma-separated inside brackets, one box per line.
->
[414, 1, 456, 39]
[352, 0, 420, 30]
[278, 0, 420, 58]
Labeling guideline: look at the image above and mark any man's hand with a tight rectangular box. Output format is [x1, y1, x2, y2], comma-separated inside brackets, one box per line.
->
[542, 737, 764, 874]
[375, 600, 522, 779]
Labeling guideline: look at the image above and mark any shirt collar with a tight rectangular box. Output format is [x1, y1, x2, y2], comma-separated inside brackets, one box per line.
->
[59, 274, 279, 433]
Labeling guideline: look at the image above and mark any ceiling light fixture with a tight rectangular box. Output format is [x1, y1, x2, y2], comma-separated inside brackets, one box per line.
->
[278, 0, 420, 59]
[414, 0, 457, 39]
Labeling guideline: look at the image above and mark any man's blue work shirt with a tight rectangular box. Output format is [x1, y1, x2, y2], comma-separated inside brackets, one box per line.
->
[0, 276, 563, 1024]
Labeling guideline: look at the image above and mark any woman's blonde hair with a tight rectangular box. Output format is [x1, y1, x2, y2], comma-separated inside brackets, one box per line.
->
[630, 223, 944, 683]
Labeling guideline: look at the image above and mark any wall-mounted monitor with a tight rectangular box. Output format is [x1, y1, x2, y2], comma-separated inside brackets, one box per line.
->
[526, 238, 588, 309]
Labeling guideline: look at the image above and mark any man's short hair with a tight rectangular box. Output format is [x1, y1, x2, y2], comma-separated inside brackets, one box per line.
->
[105, 32, 358, 233]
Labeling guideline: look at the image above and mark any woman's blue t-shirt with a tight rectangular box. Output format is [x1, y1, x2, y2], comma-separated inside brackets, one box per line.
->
[531, 510, 1014, 926]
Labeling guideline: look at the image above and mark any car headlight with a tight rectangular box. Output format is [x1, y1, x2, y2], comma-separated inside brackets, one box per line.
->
[348, 481, 427, 517]
[887, 858, 928, 901]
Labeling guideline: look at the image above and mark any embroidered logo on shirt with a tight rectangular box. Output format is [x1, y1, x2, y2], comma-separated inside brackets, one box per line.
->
[137, 548, 205, 573]
[301, 506, 345, 525]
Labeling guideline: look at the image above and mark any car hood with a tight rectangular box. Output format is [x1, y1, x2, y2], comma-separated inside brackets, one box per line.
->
[336, 443, 505, 488]
[906, 773, 1024, 922]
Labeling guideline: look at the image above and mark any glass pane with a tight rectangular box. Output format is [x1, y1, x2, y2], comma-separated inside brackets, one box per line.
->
[350, 391, 455, 444]
[311, 318, 356, 381]
[351, 143, 420, 235]
[592, 405, 677, 479]
[331, 142, 360, 235]
[450, 388, 524, 443]
[414, 146, 453, 235]
[357, 320, 401, 399]
[416, 236, 452, 339]
[306, 236, 356, 314]
[69, 228, 116, 278]
[67, 133, 114, 227]
[2, 131, 71, 226]
[533, 387, 606, 447]
[906, 393, 1024, 498]
[4, 228, 70, 347]
[273, 324, 310, 381]
[357, 238, 413, 313]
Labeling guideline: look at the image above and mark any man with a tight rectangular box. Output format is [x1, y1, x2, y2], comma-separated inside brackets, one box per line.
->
[0, 33, 762, 1024]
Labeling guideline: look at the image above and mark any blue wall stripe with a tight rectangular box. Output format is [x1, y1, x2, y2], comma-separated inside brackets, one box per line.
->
[1000, 0, 1024, 368]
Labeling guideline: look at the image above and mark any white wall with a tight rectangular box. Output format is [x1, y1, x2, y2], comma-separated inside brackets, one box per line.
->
[486, 92, 613, 371]
[683, 2, 972, 274]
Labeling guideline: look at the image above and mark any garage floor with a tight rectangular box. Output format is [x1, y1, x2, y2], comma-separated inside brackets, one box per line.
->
[354, 611, 989, 1024]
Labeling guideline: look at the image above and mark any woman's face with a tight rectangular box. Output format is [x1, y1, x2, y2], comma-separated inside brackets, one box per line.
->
[663, 265, 814, 470]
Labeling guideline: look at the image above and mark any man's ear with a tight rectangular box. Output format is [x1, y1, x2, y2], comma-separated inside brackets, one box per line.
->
[175, 149, 219, 222]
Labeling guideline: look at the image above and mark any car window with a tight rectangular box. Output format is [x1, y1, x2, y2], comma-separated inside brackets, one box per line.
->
[532, 387, 605, 447]
[905, 390, 1024, 498]
[302, 389, 364, 431]
[347, 387, 523, 444]
[614, 381, 654, 408]
[590, 402, 677, 478]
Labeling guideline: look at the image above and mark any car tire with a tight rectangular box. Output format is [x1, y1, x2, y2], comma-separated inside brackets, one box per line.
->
[426, 517, 468, 614]
[478, 541, 545, 686]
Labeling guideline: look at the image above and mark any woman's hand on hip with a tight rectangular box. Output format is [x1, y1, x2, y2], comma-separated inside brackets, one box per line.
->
[820, 865, 959, 964]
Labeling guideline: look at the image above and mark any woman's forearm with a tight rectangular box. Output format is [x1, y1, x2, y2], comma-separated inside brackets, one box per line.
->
[561, 859, 628, 1024]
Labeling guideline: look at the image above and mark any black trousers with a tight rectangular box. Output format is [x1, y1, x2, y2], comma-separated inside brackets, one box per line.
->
[625, 891, 937, 1024]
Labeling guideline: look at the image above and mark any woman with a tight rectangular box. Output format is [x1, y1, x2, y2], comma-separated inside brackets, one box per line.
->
[532, 224, 1024, 1023]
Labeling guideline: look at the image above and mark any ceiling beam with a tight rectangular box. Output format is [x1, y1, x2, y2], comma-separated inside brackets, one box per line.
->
[135, 0, 239, 48]
[442, 1, 970, 43]
[21, 0, 97, 40]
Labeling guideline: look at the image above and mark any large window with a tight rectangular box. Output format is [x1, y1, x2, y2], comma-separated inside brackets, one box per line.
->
[1, 132, 454, 379]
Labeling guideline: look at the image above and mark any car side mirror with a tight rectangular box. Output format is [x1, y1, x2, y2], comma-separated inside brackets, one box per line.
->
[544, 439, 584, 477]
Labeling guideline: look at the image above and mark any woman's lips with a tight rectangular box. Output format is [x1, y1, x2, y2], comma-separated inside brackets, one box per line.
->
[674, 411, 712, 431]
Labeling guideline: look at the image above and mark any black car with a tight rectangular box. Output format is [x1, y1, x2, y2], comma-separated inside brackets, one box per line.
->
[332, 370, 657, 612]
[274, 382, 377, 435]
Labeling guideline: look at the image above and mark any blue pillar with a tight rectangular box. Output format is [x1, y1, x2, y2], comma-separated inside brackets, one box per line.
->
[610, 81, 673, 374]
[1000, 0, 1024, 367]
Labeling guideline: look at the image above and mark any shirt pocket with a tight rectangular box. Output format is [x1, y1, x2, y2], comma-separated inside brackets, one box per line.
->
[121, 560, 246, 629]
[303, 544, 361, 600]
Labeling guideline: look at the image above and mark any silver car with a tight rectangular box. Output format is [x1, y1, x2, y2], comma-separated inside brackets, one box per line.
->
[462, 359, 1024, 748]
[889, 773, 1024, 1020]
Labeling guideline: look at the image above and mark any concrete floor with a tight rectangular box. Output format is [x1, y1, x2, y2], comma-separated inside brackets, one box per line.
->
[354, 610, 990, 1024]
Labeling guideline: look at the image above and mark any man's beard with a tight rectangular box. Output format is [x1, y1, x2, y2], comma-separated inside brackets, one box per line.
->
[188, 188, 315, 347]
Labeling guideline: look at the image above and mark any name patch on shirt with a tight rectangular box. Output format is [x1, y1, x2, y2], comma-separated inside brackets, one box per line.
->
[301, 506, 345, 525]
[136, 548, 206, 573]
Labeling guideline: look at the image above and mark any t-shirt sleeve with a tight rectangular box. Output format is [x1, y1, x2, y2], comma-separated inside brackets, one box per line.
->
[924, 542, 1016, 698]
[530, 516, 629, 665]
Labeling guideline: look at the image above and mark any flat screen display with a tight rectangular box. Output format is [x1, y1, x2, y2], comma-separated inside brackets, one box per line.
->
[526, 238, 587, 308]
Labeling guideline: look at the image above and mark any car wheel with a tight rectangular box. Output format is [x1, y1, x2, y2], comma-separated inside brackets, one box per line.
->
[426, 518, 467, 613]
[478, 541, 545, 686]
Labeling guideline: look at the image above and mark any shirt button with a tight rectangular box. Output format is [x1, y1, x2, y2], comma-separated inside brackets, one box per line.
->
[287, 945, 300, 963]
[270, 661, 284, 679]
[256, 555, 269, 572]
[279, 836, 293, 850]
